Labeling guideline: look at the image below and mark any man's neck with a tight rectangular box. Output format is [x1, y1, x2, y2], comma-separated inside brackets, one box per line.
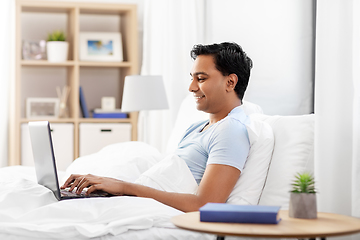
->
[208, 100, 241, 125]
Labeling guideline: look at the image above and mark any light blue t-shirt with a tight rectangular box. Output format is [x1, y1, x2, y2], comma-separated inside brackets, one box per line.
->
[174, 106, 250, 184]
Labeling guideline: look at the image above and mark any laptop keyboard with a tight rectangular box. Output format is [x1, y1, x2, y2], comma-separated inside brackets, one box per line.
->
[60, 188, 109, 198]
[61, 188, 87, 197]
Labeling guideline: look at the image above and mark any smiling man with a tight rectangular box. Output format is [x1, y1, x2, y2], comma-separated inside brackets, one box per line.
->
[174, 42, 253, 185]
[62, 42, 253, 212]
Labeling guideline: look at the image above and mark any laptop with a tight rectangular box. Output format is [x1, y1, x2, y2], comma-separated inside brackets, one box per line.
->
[28, 121, 109, 200]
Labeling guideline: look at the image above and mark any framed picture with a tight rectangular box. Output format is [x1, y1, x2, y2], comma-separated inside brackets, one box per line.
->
[22, 40, 47, 60]
[79, 32, 123, 62]
[26, 98, 60, 119]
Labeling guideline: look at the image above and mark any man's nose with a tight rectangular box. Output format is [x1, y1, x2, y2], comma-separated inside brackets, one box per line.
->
[189, 79, 198, 92]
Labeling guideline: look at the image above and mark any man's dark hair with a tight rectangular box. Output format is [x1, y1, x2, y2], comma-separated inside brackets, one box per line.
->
[190, 42, 253, 101]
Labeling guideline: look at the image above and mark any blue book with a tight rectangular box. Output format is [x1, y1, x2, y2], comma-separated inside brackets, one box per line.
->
[79, 86, 89, 118]
[93, 112, 127, 118]
[200, 203, 281, 224]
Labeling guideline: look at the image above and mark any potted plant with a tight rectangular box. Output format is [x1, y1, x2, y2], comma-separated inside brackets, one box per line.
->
[289, 172, 317, 219]
[46, 30, 68, 62]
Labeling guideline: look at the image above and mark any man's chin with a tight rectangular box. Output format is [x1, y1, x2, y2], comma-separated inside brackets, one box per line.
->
[196, 105, 208, 113]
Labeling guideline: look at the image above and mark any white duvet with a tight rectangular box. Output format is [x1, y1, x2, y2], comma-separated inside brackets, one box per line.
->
[0, 125, 274, 240]
[0, 142, 199, 239]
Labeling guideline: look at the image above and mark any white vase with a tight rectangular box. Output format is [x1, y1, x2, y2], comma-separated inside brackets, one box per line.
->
[46, 41, 69, 62]
[289, 192, 317, 219]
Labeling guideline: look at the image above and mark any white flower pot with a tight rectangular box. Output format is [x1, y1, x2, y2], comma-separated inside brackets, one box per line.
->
[47, 41, 69, 62]
[289, 193, 317, 219]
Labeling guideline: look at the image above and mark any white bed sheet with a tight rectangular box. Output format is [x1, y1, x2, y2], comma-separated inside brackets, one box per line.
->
[0, 156, 215, 240]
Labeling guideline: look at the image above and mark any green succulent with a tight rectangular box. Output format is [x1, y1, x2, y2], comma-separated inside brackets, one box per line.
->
[47, 30, 66, 41]
[291, 172, 316, 194]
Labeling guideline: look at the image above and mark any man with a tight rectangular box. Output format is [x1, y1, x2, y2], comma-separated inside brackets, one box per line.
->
[62, 42, 253, 212]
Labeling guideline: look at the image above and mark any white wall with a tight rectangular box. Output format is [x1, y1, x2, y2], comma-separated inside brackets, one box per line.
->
[205, 0, 314, 115]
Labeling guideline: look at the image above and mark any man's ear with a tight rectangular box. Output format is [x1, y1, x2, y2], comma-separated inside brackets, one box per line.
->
[226, 74, 238, 92]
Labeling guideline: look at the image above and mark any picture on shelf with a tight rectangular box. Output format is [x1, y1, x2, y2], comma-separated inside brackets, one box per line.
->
[79, 32, 123, 62]
[26, 98, 59, 119]
[22, 40, 46, 60]
[88, 40, 113, 56]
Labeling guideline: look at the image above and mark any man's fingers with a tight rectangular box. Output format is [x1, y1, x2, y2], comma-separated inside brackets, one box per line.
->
[86, 184, 99, 195]
[61, 174, 79, 189]
[69, 176, 83, 192]
[76, 178, 91, 194]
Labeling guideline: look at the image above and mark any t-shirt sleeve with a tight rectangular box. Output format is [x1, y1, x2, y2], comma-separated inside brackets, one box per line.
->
[206, 118, 250, 172]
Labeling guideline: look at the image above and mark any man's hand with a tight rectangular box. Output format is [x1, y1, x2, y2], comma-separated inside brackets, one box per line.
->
[61, 174, 126, 196]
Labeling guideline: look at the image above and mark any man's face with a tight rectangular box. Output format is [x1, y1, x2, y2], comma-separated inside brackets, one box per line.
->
[189, 55, 228, 113]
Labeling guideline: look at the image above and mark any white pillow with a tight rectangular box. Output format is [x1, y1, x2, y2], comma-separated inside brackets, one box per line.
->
[253, 114, 315, 209]
[135, 117, 274, 206]
[227, 117, 274, 205]
[64, 141, 163, 184]
[135, 154, 198, 194]
[242, 100, 264, 115]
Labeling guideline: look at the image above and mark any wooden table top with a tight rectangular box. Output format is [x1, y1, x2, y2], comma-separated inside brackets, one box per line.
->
[171, 210, 360, 238]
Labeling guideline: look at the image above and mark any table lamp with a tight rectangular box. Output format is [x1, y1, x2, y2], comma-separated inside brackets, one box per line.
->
[121, 75, 169, 112]
[121, 75, 169, 142]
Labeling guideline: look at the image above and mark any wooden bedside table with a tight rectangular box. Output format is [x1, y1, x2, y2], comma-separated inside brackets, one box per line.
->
[172, 210, 360, 240]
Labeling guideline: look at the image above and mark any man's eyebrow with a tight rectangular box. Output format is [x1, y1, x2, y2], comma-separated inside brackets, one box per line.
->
[190, 72, 209, 76]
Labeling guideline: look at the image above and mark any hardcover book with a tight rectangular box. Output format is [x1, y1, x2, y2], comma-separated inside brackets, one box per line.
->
[79, 86, 89, 118]
[92, 112, 127, 118]
[200, 203, 281, 224]
[92, 108, 127, 118]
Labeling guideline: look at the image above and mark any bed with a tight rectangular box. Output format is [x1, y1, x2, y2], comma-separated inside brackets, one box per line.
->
[0, 95, 314, 240]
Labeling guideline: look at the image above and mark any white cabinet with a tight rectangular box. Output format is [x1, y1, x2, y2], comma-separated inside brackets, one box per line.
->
[79, 123, 132, 156]
[21, 123, 74, 171]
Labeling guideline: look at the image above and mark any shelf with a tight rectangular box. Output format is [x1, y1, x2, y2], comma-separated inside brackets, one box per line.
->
[10, 0, 139, 166]
[80, 6, 134, 15]
[22, 5, 74, 14]
[21, 60, 75, 67]
[21, 118, 133, 124]
[21, 118, 75, 123]
[79, 61, 132, 68]
[21, 60, 132, 68]
[79, 118, 132, 123]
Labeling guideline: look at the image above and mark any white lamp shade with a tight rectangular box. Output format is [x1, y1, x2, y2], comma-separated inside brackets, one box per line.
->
[121, 75, 169, 112]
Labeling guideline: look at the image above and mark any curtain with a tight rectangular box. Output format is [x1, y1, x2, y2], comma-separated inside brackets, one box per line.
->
[315, 0, 360, 224]
[352, 0, 360, 219]
[140, 0, 204, 153]
[0, 0, 15, 167]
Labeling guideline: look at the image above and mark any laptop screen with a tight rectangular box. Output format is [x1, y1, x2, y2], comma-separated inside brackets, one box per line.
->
[28, 121, 61, 200]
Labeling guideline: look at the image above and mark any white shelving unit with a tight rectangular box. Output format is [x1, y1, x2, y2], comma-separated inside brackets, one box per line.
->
[9, 0, 139, 166]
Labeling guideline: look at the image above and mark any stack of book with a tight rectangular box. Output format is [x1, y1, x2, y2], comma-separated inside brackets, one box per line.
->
[199, 203, 281, 224]
[79, 86, 128, 119]
[92, 109, 127, 118]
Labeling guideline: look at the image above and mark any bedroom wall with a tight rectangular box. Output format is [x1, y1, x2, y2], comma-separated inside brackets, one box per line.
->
[204, 0, 315, 115]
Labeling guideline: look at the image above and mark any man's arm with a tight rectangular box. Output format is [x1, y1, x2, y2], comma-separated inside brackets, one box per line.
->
[62, 164, 240, 212]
